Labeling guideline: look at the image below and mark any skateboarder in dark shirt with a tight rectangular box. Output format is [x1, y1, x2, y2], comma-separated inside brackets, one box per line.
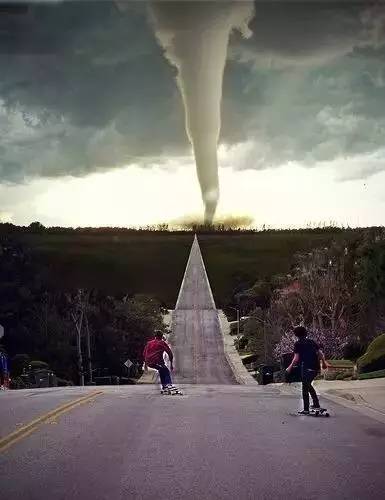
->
[286, 326, 329, 414]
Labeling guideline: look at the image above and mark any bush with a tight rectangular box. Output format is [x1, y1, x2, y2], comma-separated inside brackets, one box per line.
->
[327, 359, 354, 368]
[357, 334, 385, 374]
[10, 375, 33, 390]
[11, 354, 30, 376]
[29, 360, 49, 370]
[324, 368, 353, 381]
[57, 377, 74, 386]
[343, 342, 366, 361]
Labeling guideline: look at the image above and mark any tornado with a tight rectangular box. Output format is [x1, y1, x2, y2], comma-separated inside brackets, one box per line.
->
[150, 1, 254, 224]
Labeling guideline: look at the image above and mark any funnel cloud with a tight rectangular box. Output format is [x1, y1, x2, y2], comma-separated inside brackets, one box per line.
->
[150, 1, 254, 224]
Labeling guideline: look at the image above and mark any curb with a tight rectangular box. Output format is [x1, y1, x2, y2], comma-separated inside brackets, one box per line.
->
[321, 390, 385, 425]
[280, 382, 385, 425]
[217, 310, 257, 386]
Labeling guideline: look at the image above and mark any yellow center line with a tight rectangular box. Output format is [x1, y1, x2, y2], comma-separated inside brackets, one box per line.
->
[0, 390, 103, 453]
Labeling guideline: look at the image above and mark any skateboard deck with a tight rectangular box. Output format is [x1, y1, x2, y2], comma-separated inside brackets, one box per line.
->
[290, 408, 330, 417]
[160, 387, 183, 396]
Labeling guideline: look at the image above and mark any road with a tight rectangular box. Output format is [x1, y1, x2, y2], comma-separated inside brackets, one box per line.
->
[1, 236, 385, 499]
[171, 236, 235, 384]
[1, 385, 385, 499]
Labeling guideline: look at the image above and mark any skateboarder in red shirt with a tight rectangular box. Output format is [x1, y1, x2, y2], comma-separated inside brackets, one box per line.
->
[143, 330, 175, 390]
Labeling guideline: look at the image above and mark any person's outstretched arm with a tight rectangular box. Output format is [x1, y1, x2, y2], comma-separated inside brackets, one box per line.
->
[318, 349, 329, 370]
[286, 353, 299, 373]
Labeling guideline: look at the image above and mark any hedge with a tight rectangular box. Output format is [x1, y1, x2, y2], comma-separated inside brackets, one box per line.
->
[357, 334, 385, 374]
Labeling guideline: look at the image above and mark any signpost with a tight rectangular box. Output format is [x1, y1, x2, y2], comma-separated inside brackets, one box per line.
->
[124, 359, 133, 369]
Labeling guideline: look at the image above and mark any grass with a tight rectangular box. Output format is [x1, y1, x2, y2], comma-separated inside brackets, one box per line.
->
[358, 369, 385, 380]
[14, 228, 360, 308]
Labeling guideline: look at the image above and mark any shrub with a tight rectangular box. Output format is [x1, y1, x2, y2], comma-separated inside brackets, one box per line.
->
[343, 342, 366, 361]
[11, 354, 30, 376]
[29, 360, 49, 370]
[57, 377, 74, 386]
[357, 334, 385, 374]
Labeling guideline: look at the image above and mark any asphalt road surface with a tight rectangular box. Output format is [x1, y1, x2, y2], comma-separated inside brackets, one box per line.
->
[1, 385, 385, 500]
[171, 236, 235, 384]
[1, 237, 385, 499]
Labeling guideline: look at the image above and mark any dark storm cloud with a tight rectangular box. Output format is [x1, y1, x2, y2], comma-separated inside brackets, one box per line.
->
[1, 1, 385, 183]
[0, 1, 187, 182]
[231, 1, 385, 67]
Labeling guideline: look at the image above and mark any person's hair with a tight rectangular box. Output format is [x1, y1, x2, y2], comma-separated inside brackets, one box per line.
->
[154, 330, 163, 339]
[293, 326, 308, 338]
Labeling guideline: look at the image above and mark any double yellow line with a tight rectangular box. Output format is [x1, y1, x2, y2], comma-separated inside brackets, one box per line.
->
[0, 390, 103, 453]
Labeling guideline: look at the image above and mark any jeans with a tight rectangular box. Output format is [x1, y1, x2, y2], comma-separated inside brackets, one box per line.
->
[148, 362, 172, 388]
[301, 365, 320, 411]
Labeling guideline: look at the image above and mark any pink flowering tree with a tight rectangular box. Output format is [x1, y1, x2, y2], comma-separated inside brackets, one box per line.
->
[273, 327, 349, 361]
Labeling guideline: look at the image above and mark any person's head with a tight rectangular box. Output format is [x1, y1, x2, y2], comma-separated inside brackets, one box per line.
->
[293, 326, 308, 339]
[154, 330, 164, 340]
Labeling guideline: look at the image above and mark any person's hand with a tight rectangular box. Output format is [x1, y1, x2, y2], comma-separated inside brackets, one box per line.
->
[322, 361, 329, 370]
[170, 363, 174, 372]
[286, 366, 292, 374]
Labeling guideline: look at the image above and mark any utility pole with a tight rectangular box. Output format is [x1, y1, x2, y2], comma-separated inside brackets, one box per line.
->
[76, 309, 84, 386]
[71, 290, 85, 387]
[263, 323, 267, 363]
[85, 312, 93, 384]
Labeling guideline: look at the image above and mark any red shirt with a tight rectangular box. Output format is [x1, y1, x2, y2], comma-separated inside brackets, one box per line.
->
[143, 338, 173, 365]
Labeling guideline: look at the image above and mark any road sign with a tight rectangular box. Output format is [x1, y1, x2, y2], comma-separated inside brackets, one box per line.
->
[124, 359, 133, 369]
[0, 324, 4, 339]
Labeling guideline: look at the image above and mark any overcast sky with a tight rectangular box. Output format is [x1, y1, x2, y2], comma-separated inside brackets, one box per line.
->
[1, 0, 384, 227]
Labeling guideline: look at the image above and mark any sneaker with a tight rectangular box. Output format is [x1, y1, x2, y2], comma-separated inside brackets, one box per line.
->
[310, 404, 321, 410]
[298, 410, 310, 415]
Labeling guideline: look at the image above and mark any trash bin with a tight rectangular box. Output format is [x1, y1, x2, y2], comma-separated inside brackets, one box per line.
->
[256, 365, 274, 385]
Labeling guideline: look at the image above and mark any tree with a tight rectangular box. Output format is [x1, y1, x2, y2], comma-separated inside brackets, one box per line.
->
[28, 221, 45, 233]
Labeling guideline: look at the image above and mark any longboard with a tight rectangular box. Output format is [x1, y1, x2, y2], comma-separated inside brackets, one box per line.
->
[160, 388, 183, 396]
[290, 408, 330, 417]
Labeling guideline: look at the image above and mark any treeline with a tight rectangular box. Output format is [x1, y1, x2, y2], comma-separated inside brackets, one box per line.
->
[0, 238, 165, 384]
[1, 221, 378, 236]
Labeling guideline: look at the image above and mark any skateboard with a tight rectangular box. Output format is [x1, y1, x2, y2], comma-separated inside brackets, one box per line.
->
[290, 408, 330, 417]
[160, 387, 183, 396]
[309, 408, 330, 417]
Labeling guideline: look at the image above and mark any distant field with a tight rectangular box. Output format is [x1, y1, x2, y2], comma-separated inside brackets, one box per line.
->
[18, 233, 192, 307]
[17, 229, 357, 308]
[198, 230, 355, 306]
